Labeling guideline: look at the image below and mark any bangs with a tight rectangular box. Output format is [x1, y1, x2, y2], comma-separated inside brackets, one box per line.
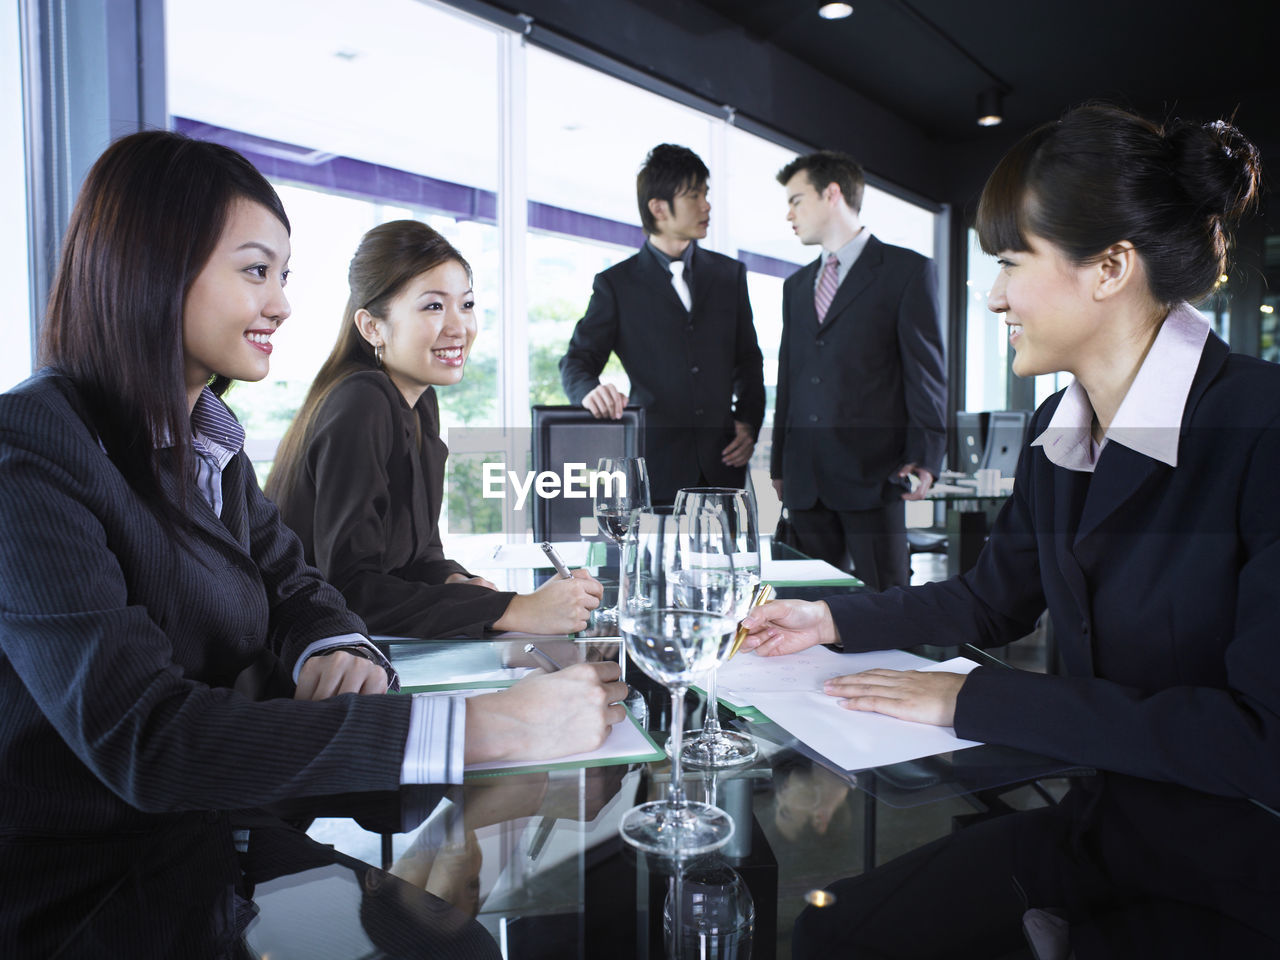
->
[975, 120, 1056, 255]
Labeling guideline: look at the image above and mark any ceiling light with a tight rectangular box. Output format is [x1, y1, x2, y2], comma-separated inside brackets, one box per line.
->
[976, 88, 1003, 127]
[1262, 304, 1275, 314]
[818, 3, 854, 20]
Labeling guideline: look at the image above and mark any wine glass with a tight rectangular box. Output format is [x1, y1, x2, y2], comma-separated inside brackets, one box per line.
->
[617, 507, 737, 855]
[664, 855, 755, 960]
[592, 457, 651, 630]
[674, 488, 761, 768]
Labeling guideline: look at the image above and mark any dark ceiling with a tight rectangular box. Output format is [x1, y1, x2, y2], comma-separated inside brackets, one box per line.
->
[693, 0, 1280, 151]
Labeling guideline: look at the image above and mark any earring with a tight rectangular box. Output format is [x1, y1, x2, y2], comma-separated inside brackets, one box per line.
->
[374, 343, 384, 366]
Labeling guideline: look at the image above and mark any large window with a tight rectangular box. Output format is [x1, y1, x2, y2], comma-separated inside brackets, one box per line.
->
[1, 4, 31, 393]
[164, 0, 944, 544]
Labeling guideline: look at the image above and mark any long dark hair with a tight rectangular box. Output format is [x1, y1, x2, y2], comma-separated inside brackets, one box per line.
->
[40, 130, 289, 519]
[265, 220, 470, 505]
[976, 104, 1262, 306]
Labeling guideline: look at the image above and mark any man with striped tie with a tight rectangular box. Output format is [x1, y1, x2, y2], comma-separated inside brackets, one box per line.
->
[771, 151, 946, 590]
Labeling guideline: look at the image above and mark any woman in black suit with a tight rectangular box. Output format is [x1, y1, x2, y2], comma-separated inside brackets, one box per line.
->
[743, 106, 1279, 956]
[0, 132, 625, 956]
[266, 220, 601, 638]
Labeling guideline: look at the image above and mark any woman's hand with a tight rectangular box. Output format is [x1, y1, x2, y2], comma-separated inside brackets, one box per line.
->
[739, 599, 840, 657]
[494, 569, 602, 635]
[446, 572, 497, 590]
[294, 649, 389, 700]
[822, 669, 967, 726]
[464, 661, 628, 763]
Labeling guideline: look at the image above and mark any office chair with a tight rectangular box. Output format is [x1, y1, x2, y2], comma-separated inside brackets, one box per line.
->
[979, 410, 1032, 477]
[530, 405, 644, 542]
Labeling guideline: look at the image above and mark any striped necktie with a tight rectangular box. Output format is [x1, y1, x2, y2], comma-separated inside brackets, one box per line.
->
[814, 252, 839, 324]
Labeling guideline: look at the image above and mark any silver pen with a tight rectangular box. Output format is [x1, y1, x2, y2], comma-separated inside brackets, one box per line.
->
[524, 643, 564, 673]
[540, 541, 573, 579]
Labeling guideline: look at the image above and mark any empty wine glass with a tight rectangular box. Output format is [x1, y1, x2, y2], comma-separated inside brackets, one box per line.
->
[617, 508, 736, 856]
[592, 457, 651, 630]
[674, 488, 761, 768]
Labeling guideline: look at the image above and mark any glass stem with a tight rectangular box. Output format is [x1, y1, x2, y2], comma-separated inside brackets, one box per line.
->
[667, 685, 687, 808]
[702, 663, 723, 738]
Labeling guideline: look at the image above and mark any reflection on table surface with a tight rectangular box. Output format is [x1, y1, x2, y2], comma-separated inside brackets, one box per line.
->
[230, 637, 1087, 959]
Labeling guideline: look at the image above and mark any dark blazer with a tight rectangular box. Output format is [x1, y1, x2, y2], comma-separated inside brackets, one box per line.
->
[271, 371, 514, 638]
[559, 244, 766, 504]
[0, 371, 414, 947]
[772, 235, 946, 511]
[827, 332, 1280, 931]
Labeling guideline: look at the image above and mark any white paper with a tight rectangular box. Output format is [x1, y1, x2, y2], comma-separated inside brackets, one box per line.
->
[721, 653, 984, 771]
[760, 558, 858, 584]
[716, 645, 934, 704]
[413, 685, 660, 772]
[465, 541, 592, 570]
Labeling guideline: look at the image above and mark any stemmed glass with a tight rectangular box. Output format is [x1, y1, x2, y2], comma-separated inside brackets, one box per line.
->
[617, 507, 737, 855]
[592, 457, 651, 629]
[674, 488, 761, 768]
[664, 855, 756, 960]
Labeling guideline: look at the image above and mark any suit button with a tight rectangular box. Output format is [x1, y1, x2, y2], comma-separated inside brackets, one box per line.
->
[695, 408, 705, 416]
[691, 366, 700, 374]
[810, 376, 821, 384]
[809, 414, 819, 423]
[1081, 621, 1090, 634]
[816, 339, 825, 347]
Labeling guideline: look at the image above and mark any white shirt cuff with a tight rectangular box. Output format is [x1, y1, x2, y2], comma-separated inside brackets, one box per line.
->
[401, 693, 467, 784]
[294, 634, 399, 690]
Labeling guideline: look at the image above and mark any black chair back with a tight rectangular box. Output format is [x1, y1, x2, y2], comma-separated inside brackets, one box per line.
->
[530, 406, 644, 541]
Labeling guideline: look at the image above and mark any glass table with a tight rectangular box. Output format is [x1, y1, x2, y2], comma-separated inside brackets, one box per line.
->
[235, 637, 1089, 959]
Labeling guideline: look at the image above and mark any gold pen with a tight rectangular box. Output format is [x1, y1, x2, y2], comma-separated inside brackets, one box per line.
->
[729, 582, 775, 659]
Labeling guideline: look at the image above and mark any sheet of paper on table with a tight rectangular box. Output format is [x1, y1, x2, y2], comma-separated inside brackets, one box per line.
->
[406, 682, 662, 774]
[760, 557, 858, 584]
[715, 646, 984, 771]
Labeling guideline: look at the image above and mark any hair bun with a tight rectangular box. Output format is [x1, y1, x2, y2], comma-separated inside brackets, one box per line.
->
[1165, 117, 1262, 224]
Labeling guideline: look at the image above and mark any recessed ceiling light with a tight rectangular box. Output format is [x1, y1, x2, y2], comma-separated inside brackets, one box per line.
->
[976, 87, 1003, 127]
[333, 49, 359, 61]
[818, 3, 854, 20]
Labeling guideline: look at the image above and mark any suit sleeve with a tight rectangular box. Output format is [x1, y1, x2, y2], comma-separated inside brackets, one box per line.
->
[306, 381, 514, 638]
[730, 263, 766, 436]
[824, 415, 1045, 649]
[952, 412, 1280, 806]
[770, 278, 793, 480]
[0, 400, 412, 813]
[238, 451, 371, 672]
[559, 272, 620, 405]
[896, 258, 947, 476]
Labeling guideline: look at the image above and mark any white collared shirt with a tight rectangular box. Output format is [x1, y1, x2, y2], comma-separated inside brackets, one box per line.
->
[1031, 302, 1210, 473]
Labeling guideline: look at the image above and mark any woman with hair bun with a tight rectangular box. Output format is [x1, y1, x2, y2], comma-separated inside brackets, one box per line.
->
[266, 220, 602, 639]
[742, 106, 1280, 955]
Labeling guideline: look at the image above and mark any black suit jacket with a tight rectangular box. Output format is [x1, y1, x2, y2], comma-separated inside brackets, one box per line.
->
[0, 371, 416, 944]
[772, 235, 946, 511]
[270, 371, 514, 637]
[559, 244, 765, 504]
[827, 333, 1280, 927]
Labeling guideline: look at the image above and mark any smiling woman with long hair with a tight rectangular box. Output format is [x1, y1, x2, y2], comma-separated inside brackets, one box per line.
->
[0, 133, 624, 955]
[266, 220, 601, 639]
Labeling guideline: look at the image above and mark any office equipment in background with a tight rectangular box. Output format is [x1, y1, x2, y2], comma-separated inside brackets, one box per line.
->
[530, 405, 644, 541]
[980, 410, 1032, 477]
[951, 411, 990, 473]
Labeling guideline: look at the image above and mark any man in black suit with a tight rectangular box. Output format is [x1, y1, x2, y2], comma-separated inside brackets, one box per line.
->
[771, 151, 946, 590]
[559, 144, 765, 505]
